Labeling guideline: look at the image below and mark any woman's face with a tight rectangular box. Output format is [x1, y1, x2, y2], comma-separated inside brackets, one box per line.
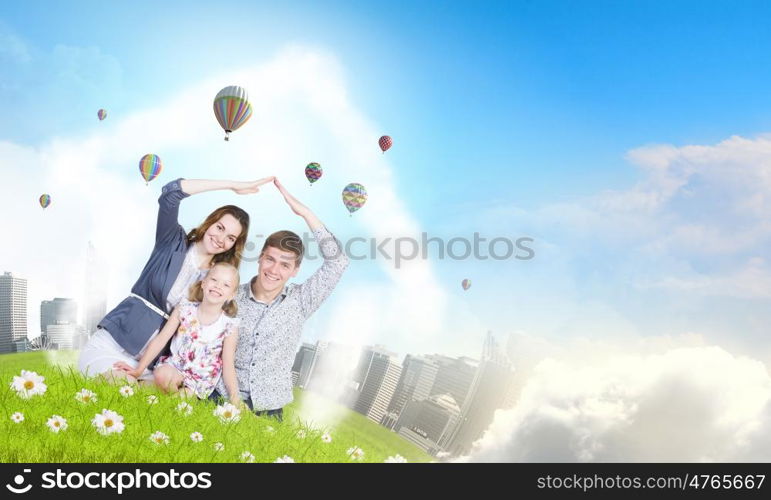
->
[201, 214, 243, 255]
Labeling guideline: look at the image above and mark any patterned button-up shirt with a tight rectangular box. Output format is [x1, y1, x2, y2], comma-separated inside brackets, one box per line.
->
[216, 226, 349, 410]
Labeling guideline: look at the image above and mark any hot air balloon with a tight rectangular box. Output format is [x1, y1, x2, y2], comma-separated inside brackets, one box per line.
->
[342, 183, 367, 215]
[39, 194, 51, 210]
[97, 109, 107, 121]
[305, 162, 322, 185]
[378, 135, 393, 153]
[213, 86, 253, 141]
[462, 279, 471, 291]
[139, 154, 162, 185]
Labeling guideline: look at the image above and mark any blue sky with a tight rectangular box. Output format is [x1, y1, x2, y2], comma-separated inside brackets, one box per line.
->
[3, 1, 771, 361]
[7, 0, 771, 203]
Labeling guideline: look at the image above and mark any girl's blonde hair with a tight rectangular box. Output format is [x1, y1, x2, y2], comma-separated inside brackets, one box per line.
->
[188, 262, 240, 318]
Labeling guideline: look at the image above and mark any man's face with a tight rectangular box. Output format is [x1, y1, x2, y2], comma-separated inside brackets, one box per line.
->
[256, 246, 299, 293]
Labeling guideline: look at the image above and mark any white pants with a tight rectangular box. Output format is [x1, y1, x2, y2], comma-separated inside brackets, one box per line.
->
[78, 329, 155, 381]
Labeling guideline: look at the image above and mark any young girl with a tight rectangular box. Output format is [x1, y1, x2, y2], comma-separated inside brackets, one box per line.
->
[115, 262, 242, 404]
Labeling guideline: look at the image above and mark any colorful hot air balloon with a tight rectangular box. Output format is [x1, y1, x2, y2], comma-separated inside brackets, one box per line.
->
[39, 194, 51, 210]
[462, 279, 471, 291]
[138, 154, 162, 185]
[305, 162, 322, 185]
[97, 109, 107, 121]
[378, 135, 393, 153]
[342, 183, 368, 215]
[213, 86, 253, 141]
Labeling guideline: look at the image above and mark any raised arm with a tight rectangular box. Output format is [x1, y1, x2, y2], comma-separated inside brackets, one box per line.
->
[180, 177, 274, 196]
[274, 178, 349, 317]
[273, 178, 323, 231]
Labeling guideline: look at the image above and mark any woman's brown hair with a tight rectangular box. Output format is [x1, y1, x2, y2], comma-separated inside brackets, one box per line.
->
[187, 205, 250, 268]
[188, 263, 240, 318]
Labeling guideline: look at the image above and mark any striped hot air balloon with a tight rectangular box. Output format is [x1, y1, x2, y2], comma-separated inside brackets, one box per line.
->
[305, 162, 322, 185]
[462, 279, 471, 291]
[378, 135, 393, 153]
[138, 154, 162, 185]
[39, 194, 51, 209]
[213, 86, 253, 141]
[97, 109, 107, 121]
[342, 183, 367, 215]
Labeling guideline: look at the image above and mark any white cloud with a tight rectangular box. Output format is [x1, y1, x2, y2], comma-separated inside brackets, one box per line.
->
[463, 344, 771, 462]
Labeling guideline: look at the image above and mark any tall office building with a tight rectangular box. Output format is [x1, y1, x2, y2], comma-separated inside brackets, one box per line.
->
[46, 323, 78, 350]
[446, 332, 515, 457]
[427, 354, 479, 408]
[353, 346, 403, 424]
[84, 241, 107, 334]
[291, 342, 317, 388]
[387, 355, 439, 417]
[40, 298, 78, 334]
[395, 393, 462, 455]
[0, 272, 27, 354]
[40, 298, 79, 350]
[306, 341, 362, 405]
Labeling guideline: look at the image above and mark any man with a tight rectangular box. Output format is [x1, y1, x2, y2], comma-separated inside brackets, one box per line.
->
[210, 178, 349, 420]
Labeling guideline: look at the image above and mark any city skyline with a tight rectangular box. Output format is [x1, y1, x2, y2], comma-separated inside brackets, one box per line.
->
[290, 331, 518, 459]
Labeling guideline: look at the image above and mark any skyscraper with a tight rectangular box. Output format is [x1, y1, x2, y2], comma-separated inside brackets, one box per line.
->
[291, 342, 317, 388]
[353, 346, 403, 424]
[446, 332, 515, 456]
[40, 298, 79, 350]
[305, 341, 362, 405]
[40, 298, 78, 334]
[395, 393, 462, 455]
[0, 272, 27, 354]
[84, 241, 107, 334]
[387, 354, 439, 417]
[46, 323, 78, 350]
[427, 354, 479, 408]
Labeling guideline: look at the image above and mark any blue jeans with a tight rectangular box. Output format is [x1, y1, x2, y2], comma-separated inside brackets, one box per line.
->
[208, 389, 284, 422]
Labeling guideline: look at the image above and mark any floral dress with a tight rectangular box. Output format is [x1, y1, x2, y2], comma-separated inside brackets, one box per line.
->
[158, 299, 239, 399]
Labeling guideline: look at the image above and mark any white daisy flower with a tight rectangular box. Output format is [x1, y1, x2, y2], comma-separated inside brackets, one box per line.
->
[146, 395, 158, 405]
[213, 442, 225, 452]
[91, 409, 125, 435]
[384, 455, 408, 463]
[10, 412, 24, 424]
[240, 451, 255, 463]
[347, 446, 365, 461]
[11, 370, 47, 398]
[176, 401, 193, 416]
[321, 433, 332, 443]
[296, 430, 307, 439]
[190, 432, 203, 442]
[149, 431, 170, 445]
[119, 385, 134, 398]
[46, 415, 68, 433]
[274, 455, 295, 463]
[213, 403, 241, 424]
[74, 388, 97, 404]
[264, 426, 275, 434]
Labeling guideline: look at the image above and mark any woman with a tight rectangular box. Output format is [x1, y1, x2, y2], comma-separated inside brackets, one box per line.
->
[78, 176, 273, 383]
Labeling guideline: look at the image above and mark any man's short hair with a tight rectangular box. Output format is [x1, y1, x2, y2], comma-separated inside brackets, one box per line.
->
[261, 230, 304, 266]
